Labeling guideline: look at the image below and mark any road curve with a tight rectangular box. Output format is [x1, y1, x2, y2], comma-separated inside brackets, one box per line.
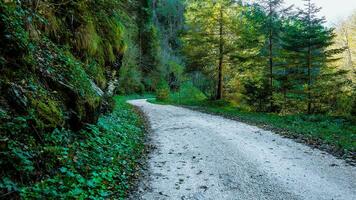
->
[128, 99, 356, 200]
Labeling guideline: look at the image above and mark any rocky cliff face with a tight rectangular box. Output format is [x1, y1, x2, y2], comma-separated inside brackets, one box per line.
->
[0, 1, 124, 133]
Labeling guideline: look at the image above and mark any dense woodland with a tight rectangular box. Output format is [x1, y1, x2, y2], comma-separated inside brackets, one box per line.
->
[181, 0, 355, 115]
[0, 0, 355, 198]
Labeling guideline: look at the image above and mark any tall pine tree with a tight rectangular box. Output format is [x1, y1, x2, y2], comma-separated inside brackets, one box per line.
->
[281, 0, 344, 114]
[183, 0, 240, 100]
[258, 0, 290, 111]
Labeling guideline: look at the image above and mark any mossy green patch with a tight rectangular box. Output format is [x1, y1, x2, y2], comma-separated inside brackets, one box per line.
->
[31, 98, 64, 129]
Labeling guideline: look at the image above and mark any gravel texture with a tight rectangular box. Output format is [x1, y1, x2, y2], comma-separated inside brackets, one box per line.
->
[128, 99, 356, 200]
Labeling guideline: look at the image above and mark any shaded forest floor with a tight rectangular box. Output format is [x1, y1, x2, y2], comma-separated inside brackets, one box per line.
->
[149, 98, 356, 165]
[1, 96, 148, 199]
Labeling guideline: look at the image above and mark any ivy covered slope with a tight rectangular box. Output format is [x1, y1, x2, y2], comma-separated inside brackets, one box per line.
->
[0, 1, 146, 199]
[1, 96, 145, 198]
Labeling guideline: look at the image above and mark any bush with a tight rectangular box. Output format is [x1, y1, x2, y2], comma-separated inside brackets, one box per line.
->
[170, 82, 206, 103]
[156, 79, 170, 101]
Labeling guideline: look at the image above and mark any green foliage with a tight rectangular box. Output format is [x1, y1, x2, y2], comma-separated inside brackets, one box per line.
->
[165, 60, 184, 90]
[84, 60, 107, 89]
[119, 38, 144, 94]
[156, 79, 170, 101]
[75, 20, 102, 57]
[280, 0, 345, 114]
[0, 1, 31, 57]
[240, 76, 270, 112]
[151, 82, 207, 107]
[31, 96, 64, 129]
[0, 1, 152, 198]
[183, 0, 352, 116]
[169, 82, 207, 104]
[183, 0, 241, 99]
[138, 0, 186, 91]
[39, 0, 127, 65]
[141, 23, 163, 90]
[1, 97, 145, 199]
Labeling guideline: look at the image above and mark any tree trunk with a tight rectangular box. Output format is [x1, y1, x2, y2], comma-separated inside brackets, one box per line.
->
[216, 7, 224, 100]
[307, 0, 312, 114]
[342, 27, 354, 74]
[269, 2, 274, 111]
[307, 47, 312, 114]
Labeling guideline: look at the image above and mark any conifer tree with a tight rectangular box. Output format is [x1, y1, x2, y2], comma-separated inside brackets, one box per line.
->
[257, 0, 290, 111]
[183, 0, 240, 100]
[281, 0, 344, 113]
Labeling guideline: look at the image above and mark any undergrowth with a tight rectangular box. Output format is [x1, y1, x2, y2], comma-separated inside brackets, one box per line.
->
[0, 96, 145, 199]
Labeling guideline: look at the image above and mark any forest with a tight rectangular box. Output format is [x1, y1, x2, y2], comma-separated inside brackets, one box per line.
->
[0, 0, 355, 199]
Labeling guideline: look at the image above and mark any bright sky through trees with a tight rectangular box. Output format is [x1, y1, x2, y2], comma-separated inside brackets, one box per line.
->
[247, 0, 356, 26]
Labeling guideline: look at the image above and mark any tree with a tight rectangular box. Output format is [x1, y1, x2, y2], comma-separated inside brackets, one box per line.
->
[281, 0, 344, 114]
[257, 0, 291, 111]
[156, 0, 185, 90]
[333, 11, 356, 115]
[334, 11, 356, 82]
[225, 3, 268, 110]
[183, 0, 240, 100]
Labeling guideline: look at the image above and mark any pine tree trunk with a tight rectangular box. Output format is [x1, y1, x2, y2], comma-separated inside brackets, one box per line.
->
[269, 2, 274, 111]
[307, 48, 312, 114]
[307, 0, 312, 114]
[216, 7, 224, 100]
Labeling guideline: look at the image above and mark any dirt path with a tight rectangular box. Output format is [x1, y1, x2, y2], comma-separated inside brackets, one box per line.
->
[128, 99, 356, 200]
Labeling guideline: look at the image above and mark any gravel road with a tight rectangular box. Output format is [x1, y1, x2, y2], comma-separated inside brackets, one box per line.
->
[128, 99, 356, 200]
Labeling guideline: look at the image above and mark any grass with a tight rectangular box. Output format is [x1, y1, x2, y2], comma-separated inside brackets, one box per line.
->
[122, 93, 156, 101]
[149, 97, 356, 158]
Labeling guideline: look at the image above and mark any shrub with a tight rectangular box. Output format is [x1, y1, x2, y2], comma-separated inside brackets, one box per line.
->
[170, 82, 206, 103]
[156, 79, 170, 101]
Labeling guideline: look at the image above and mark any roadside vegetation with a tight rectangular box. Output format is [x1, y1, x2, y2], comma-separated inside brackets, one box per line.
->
[1, 96, 146, 199]
[0, 0, 179, 198]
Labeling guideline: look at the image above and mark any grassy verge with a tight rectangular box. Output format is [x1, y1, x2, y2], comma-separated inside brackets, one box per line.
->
[150, 98, 356, 162]
[2, 96, 147, 199]
[123, 93, 156, 101]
